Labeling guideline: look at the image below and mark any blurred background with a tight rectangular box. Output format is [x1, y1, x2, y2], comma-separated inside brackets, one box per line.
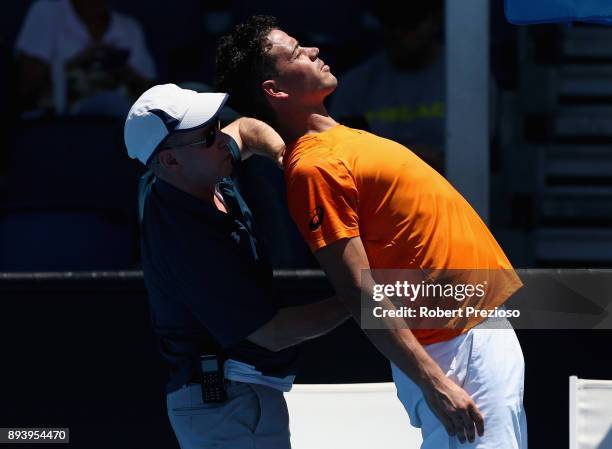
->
[1, 0, 611, 448]
[2, 0, 611, 272]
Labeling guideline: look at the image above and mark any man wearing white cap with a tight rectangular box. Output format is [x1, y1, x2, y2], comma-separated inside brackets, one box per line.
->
[124, 84, 349, 449]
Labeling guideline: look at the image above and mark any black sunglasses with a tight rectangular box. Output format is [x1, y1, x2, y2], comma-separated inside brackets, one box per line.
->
[162, 119, 221, 150]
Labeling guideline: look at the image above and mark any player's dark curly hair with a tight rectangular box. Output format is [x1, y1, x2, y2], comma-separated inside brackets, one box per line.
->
[215, 15, 279, 125]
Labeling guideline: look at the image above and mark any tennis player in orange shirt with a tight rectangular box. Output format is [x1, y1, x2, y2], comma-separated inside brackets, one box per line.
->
[216, 16, 527, 449]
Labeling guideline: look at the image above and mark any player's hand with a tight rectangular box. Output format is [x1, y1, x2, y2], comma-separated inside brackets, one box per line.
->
[421, 375, 485, 444]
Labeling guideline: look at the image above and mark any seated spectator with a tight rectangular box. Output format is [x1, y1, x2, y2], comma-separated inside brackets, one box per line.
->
[15, 0, 156, 117]
[329, 0, 445, 172]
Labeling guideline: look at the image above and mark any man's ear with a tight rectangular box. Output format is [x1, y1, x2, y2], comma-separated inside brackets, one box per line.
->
[158, 149, 179, 169]
[262, 80, 288, 100]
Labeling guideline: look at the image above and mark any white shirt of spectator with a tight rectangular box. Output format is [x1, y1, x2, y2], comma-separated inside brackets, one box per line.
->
[15, 0, 156, 113]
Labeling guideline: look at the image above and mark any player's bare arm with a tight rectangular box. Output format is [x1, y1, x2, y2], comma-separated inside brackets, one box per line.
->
[314, 236, 485, 444]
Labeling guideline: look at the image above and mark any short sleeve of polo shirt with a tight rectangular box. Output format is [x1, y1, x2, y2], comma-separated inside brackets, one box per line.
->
[286, 157, 360, 252]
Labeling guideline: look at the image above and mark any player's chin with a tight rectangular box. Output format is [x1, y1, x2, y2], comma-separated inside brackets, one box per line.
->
[324, 77, 338, 93]
[324, 70, 337, 81]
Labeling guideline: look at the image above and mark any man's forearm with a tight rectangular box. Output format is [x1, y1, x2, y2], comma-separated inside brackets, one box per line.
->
[365, 323, 448, 388]
[268, 296, 350, 350]
[314, 237, 484, 440]
[339, 284, 446, 389]
[351, 289, 485, 441]
[237, 117, 285, 164]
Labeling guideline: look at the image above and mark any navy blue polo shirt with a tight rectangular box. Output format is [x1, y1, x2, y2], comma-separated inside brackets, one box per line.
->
[140, 174, 298, 393]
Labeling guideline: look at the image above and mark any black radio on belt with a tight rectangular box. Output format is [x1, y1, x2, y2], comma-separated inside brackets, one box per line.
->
[199, 354, 227, 403]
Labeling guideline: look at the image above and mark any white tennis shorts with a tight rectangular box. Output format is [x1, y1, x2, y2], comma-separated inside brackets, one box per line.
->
[391, 325, 527, 449]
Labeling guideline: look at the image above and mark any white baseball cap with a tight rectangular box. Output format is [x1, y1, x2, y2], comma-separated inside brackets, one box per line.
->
[124, 83, 228, 164]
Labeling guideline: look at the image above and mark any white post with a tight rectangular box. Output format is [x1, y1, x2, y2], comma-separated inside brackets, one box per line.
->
[445, 0, 490, 222]
[569, 376, 578, 449]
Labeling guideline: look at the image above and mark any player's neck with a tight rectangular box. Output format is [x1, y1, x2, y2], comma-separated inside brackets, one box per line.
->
[275, 104, 338, 144]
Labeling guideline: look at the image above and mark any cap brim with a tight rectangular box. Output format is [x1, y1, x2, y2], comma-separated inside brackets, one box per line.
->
[176, 92, 229, 131]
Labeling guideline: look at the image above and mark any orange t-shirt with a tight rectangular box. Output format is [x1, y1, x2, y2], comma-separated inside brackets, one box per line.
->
[284, 125, 522, 345]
